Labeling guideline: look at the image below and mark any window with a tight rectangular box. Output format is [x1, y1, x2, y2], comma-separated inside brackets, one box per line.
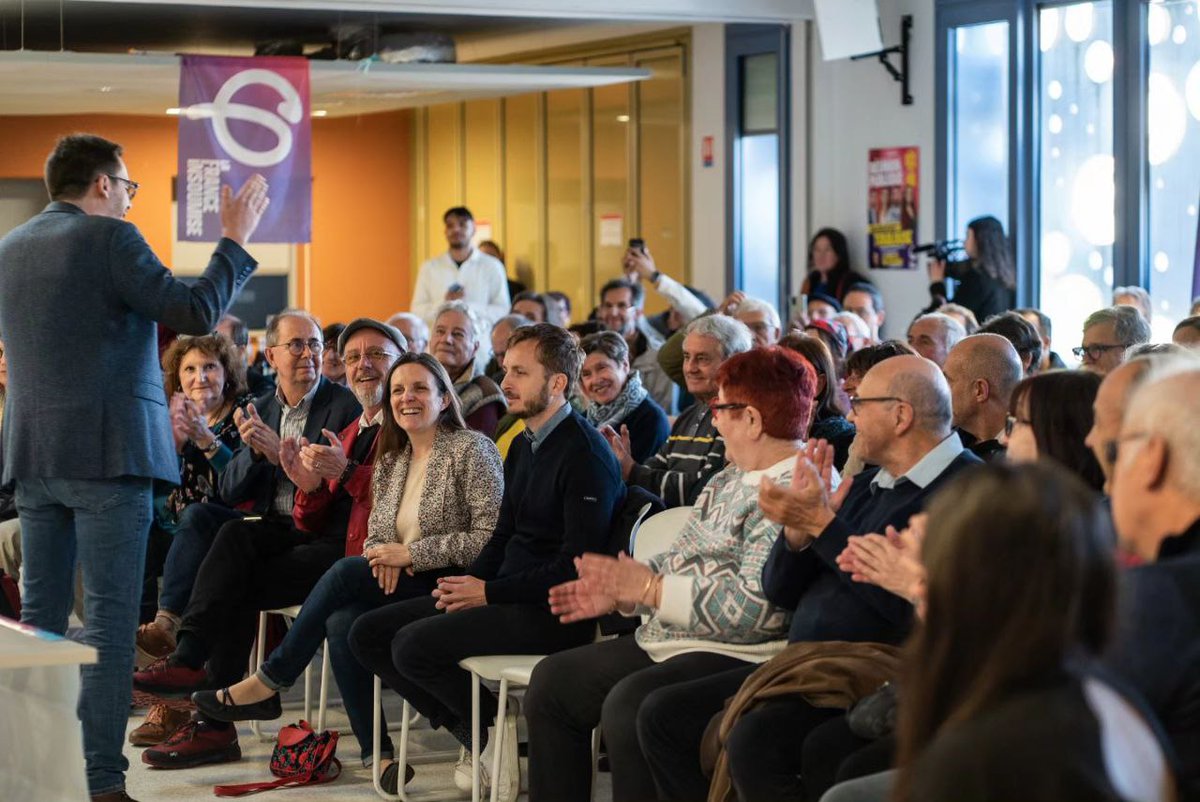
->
[1146, 0, 1200, 339]
[948, 21, 1010, 237]
[1037, 1, 1115, 359]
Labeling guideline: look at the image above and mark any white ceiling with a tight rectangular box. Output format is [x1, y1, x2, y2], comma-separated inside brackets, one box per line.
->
[0, 51, 650, 118]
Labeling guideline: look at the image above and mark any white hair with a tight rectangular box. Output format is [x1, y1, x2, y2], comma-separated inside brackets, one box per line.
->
[734, 296, 781, 333]
[1124, 354, 1200, 497]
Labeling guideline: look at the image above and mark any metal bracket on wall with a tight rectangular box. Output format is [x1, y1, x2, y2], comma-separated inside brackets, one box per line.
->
[850, 14, 913, 106]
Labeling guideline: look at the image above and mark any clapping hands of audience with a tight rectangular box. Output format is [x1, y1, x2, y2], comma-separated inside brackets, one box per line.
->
[433, 575, 488, 612]
[279, 436, 323, 493]
[300, 428, 348, 481]
[549, 552, 659, 624]
[601, 424, 637, 480]
[170, 392, 215, 453]
[837, 515, 928, 612]
[234, 403, 282, 465]
[759, 439, 853, 550]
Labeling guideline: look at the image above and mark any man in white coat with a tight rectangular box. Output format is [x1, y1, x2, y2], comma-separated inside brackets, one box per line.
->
[410, 206, 510, 329]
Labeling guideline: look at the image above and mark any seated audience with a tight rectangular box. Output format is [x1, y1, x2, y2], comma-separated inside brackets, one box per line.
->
[805, 319, 850, 381]
[132, 311, 365, 766]
[842, 340, 915, 398]
[938, 302, 979, 335]
[808, 292, 842, 322]
[605, 315, 753, 508]
[598, 277, 678, 414]
[544, 290, 572, 327]
[637, 355, 982, 802]
[1076, 306, 1151, 374]
[511, 290, 548, 323]
[835, 311, 872, 352]
[579, 331, 669, 463]
[978, 310, 1042, 375]
[733, 296, 783, 348]
[349, 324, 624, 798]
[321, 322, 347, 386]
[387, 312, 430, 355]
[842, 282, 885, 344]
[942, 333, 1022, 462]
[486, 314, 533, 384]
[802, 227, 873, 302]
[1113, 284, 1153, 322]
[906, 313, 965, 367]
[430, 301, 506, 436]
[1174, 315, 1200, 348]
[1003, 370, 1105, 491]
[191, 352, 503, 783]
[1015, 307, 1068, 370]
[779, 332, 856, 470]
[526, 347, 813, 802]
[1108, 358, 1200, 796]
[893, 462, 1172, 802]
[217, 314, 274, 396]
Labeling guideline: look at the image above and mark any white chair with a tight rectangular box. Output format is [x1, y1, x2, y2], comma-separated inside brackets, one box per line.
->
[249, 605, 330, 738]
[370, 677, 462, 802]
[477, 503, 688, 802]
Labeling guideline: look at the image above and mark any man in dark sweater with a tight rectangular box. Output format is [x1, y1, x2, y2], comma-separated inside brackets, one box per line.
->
[349, 323, 624, 798]
[637, 355, 983, 802]
[1107, 364, 1200, 799]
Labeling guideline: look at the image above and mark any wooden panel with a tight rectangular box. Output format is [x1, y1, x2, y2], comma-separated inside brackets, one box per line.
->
[424, 102, 463, 260]
[545, 83, 591, 318]
[635, 48, 688, 313]
[464, 98, 504, 257]
[503, 93, 544, 292]
[589, 54, 633, 302]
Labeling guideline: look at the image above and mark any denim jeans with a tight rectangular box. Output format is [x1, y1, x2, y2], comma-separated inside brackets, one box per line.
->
[157, 501, 242, 615]
[16, 476, 153, 797]
[257, 556, 447, 761]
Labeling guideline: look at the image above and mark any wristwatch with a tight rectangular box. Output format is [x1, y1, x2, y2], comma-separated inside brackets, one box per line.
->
[338, 459, 360, 485]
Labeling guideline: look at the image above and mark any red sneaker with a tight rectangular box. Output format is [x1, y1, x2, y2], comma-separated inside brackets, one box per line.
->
[141, 720, 241, 769]
[132, 657, 208, 696]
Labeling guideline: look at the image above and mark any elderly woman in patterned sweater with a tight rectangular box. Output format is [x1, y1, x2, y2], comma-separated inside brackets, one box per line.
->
[523, 346, 820, 802]
[192, 352, 503, 783]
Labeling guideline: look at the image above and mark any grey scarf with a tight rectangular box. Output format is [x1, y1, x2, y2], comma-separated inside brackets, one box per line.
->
[585, 370, 648, 430]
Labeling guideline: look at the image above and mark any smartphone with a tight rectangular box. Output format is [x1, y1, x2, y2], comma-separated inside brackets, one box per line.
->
[628, 238, 646, 255]
[447, 282, 464, 294]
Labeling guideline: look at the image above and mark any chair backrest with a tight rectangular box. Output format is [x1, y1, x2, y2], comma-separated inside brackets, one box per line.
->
[631, 506, 693, 562]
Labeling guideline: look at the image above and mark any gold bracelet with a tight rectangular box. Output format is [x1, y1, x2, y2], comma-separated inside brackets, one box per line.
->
[639, 572, 657, 606]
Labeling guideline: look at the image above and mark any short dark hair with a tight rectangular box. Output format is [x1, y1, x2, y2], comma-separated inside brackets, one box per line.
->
[979, 311, 1042, 373]
[567, 320, 605, 340]
[579, 330, 630, 365]
[843, 282, 885, 313]
[322, 323, 346, 349]
[599, 277, 644, 308]
[1009, 370, 1105, 491]
[511, 291, 548, 322]
[1175, 315, 1200, 335]
[844, 339, 916, 380]
[1015, 307, 1052, 339]
[376, 353, 466, 458]
[778, 332, 846, 419]
[544, 291, 572, 314]
[45, 133, 123, 200]
[508, 322, 584, 395]
[443, 206, 473, 224]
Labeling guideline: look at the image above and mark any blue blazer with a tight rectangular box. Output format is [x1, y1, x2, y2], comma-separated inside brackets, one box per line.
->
[0, 202, 256, 484]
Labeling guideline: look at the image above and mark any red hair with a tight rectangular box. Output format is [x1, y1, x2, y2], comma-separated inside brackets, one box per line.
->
[717, 346, 817, 440]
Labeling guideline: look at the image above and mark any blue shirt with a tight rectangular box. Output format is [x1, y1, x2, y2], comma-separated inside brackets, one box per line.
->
[524, 401, 572, 453]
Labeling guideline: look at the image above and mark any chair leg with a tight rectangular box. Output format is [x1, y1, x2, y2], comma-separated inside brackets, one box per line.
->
[471, 671, 481, 802]
[250, 611, 268, 739]
[372, 675, 402, 801]
[316, 639, 330, 731]
[590, 725, 602, 802]
[489, 678, 509, 802]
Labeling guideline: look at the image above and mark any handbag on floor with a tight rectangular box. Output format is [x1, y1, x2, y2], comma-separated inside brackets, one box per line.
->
[213, 720, 341, 797]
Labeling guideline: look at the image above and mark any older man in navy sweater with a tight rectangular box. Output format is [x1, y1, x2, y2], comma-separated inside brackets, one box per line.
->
[637, 355, 982, 802]
[349, 323, 624, 798]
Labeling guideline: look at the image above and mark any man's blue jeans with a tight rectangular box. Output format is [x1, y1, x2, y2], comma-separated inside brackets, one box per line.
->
[16, 476, 153, 797]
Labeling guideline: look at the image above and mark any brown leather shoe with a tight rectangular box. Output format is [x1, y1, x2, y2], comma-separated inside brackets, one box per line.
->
[129, 703, 191, 747]
[90, 790, 139, 801]
[135, 622, 176, 669]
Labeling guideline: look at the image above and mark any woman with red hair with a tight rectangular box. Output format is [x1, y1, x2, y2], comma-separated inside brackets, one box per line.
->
[523, 347, 819, 802]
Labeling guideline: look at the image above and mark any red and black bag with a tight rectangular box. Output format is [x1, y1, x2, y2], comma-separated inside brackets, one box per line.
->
[214, 721, 341, 797]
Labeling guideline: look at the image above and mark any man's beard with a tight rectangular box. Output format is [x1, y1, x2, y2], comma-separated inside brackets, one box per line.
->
[353, 380, 384, 410]
[512, 382, 552, 420]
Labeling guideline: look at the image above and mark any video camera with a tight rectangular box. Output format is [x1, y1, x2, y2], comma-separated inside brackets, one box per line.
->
[912, 238, 967, 263]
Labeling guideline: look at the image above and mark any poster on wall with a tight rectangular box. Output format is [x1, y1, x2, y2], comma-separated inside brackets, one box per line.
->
[867, 146, 919, 270]
[177, 54, 311, 243]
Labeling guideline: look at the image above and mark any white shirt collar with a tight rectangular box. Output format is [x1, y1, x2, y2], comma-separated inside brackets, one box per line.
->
[872, 431, 964, 491]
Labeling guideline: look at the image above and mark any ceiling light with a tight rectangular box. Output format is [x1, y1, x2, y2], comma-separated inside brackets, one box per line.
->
[99, 86, 114, 93]
[165, 107, 182, 115]
[312, 109, 328, 117]
[616, 114, 630, 122]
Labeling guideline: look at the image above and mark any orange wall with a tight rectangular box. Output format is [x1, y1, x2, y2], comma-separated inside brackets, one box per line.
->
[0, 110, 413, 325]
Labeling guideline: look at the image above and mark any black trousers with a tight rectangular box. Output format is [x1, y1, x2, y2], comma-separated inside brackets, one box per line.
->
[178, 516, 344, 687]
[524, 636, 749, 802]
[801, 716, 895, 800]
[348, 595, 593, 742]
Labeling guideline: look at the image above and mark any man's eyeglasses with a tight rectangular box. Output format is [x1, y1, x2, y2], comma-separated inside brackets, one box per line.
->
[271, 338, 323, 357]
[1071, 343, 1125, 360]
[106, 174, 139, 199]
[708, 400, 749, 414]
[1103, 431, 1152, 465]
[343, 348, 399, 367]
[1004, 414, 1032, 437]
[847, 396, 904, 414]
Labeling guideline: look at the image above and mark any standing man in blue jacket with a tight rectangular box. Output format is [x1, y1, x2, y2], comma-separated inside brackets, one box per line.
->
[0, 134, 268, 802]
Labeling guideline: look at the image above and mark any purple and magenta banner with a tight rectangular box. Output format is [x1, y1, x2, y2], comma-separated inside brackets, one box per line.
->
[177, 54, 311, 243]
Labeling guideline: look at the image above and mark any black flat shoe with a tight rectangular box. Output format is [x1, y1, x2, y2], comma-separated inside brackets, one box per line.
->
[380, 761, 416, 794]
[191, 688, 282, 722]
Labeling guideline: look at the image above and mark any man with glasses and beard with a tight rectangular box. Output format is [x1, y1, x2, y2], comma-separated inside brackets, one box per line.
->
[133, 309, 362, 769]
